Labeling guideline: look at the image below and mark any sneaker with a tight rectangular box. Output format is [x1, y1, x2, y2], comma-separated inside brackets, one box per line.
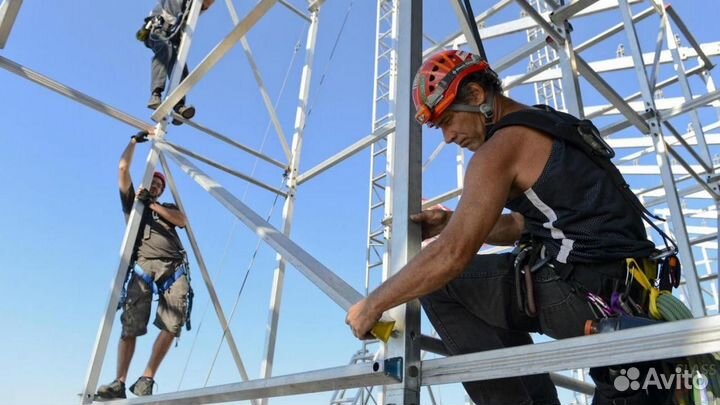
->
[129, 376, 155, 396]
[96, 379, 126, 399]
[172, 104, 195, 126]
[147, 93, 162, 110]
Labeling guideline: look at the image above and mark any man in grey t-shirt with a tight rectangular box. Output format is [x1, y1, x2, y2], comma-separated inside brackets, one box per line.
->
[96, 131, 191, 399]
[143, 0, 215, 124]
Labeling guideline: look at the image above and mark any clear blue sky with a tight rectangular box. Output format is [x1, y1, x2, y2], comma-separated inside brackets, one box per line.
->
[0, 1, 718, 405]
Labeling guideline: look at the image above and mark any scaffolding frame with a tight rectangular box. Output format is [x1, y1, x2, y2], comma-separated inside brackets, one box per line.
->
[0, 0, 719, 404]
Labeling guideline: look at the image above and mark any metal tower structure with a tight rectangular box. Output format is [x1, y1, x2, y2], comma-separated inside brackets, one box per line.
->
[525, 0, 566, 110]
[1, 1, 720, 405]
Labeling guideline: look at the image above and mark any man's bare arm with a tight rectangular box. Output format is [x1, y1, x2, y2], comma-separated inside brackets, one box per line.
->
[485, 212, 524, 246]
[148, 202, 187, 228]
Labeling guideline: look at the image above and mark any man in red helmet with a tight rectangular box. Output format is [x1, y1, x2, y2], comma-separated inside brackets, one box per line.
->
[347, 50, 669, 404]
[96, 130, 191, 399]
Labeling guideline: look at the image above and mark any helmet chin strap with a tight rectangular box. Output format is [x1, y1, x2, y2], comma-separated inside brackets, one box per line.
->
[447, 91, 496, 138]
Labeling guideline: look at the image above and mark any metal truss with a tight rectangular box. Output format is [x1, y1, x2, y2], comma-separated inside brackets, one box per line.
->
[0, 0, 718, 404]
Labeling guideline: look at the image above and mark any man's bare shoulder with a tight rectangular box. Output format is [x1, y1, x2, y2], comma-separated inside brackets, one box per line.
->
[477, 124, 554, 192]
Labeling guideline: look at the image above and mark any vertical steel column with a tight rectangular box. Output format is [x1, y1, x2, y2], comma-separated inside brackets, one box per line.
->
[157, 155, 257, 405]
[80, 2, 204, 402]
[617, 0, 706, 316]
[259, 7, 320, 405]
[383, 1, 422, 404]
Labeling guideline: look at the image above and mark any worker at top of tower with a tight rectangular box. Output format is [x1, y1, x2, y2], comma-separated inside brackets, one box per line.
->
[346, 50, 672, 404]
[140, 0, 215, 125]
[96, 130, 193, 399]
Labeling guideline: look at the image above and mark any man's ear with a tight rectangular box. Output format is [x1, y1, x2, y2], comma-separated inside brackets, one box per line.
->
[465, 82, 486, 105]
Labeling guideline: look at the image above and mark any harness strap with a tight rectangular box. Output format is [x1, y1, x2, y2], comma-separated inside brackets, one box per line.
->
[133, 263, 187, 294]
[489, 105, 678, 254]
[626, 258, 666, 320]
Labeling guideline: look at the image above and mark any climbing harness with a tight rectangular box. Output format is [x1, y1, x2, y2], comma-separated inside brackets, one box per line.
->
[118, 251, 194, 332]
[137, 0, 193, 44]
[489, 105, 678, 256]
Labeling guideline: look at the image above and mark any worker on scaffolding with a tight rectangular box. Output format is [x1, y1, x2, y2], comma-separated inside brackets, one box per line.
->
[96, 131, 192, 399]
[139, 0, 215, 124]
[346, 50, 672, 405]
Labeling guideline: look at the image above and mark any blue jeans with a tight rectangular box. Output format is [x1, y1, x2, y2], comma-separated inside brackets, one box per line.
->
[420, 253, 672, 405]
[145, 30, 189, 104]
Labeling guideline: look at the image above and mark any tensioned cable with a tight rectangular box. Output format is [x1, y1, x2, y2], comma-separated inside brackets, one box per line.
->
[176, 27, 305, 389]
[202, 25, 308, 384]
[203, 189, 282, 386]
[460, 0, 487, 60]
[304, 0, 355, 128]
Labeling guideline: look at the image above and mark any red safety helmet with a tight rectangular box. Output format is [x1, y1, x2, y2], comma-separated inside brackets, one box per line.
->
[412, 50, 490, 126]
[153, 171, 166, 190]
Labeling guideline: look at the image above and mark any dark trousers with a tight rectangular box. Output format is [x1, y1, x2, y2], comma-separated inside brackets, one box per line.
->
[145, 31, 189, 106]
[420, 253, 673, 405]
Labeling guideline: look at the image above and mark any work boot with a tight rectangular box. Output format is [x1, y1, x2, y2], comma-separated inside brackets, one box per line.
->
[129, 376, 155, 396]
[172, 104, 195, 125]
[147, 92, 162, 110]
[96, 379, 126, 399]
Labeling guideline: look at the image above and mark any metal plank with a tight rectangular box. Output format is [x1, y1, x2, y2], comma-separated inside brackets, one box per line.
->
[422, 316, 720, 386]
[113, 361, 398, 405]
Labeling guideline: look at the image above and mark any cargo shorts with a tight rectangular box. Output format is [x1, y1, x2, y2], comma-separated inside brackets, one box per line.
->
[120, 257, 190, 338]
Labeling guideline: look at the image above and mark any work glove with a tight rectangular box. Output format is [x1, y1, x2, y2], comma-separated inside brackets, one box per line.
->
[131, 130, 149, 143]
[137, 188, 153, 205]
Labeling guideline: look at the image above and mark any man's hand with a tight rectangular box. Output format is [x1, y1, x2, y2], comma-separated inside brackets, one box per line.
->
[346, 299, 381, 340]
[136, 188, 154, 205]
[131, 130, 150, 144]
[410, 209, 452, 240]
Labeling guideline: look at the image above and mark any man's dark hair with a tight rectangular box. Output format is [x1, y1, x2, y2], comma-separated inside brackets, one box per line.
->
[455, 67, 503, 104]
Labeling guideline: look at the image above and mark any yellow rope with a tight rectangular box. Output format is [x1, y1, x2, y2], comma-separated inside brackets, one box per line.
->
[625, 258, 668, 320]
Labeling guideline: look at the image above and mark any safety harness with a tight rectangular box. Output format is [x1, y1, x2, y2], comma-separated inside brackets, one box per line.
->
[491, 105, 681, 319]
[137, 0, 193, 43]
[118, 252, 194, 332]
[489, 104, 678, 256]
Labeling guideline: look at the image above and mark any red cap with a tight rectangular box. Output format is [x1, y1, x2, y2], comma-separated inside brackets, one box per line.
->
[153, 171, 166, 189]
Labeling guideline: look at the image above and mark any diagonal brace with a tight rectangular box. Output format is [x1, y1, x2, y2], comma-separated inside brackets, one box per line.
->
[156, 141, 365, 311]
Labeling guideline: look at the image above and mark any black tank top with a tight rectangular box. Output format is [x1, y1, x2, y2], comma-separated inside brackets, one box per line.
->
[505, 137, 655, 264]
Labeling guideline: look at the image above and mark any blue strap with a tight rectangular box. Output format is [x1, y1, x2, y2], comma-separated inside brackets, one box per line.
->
[132, 263, 187, 294]
[159, 263, 187, 293]
[133, 265, 158, 294]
